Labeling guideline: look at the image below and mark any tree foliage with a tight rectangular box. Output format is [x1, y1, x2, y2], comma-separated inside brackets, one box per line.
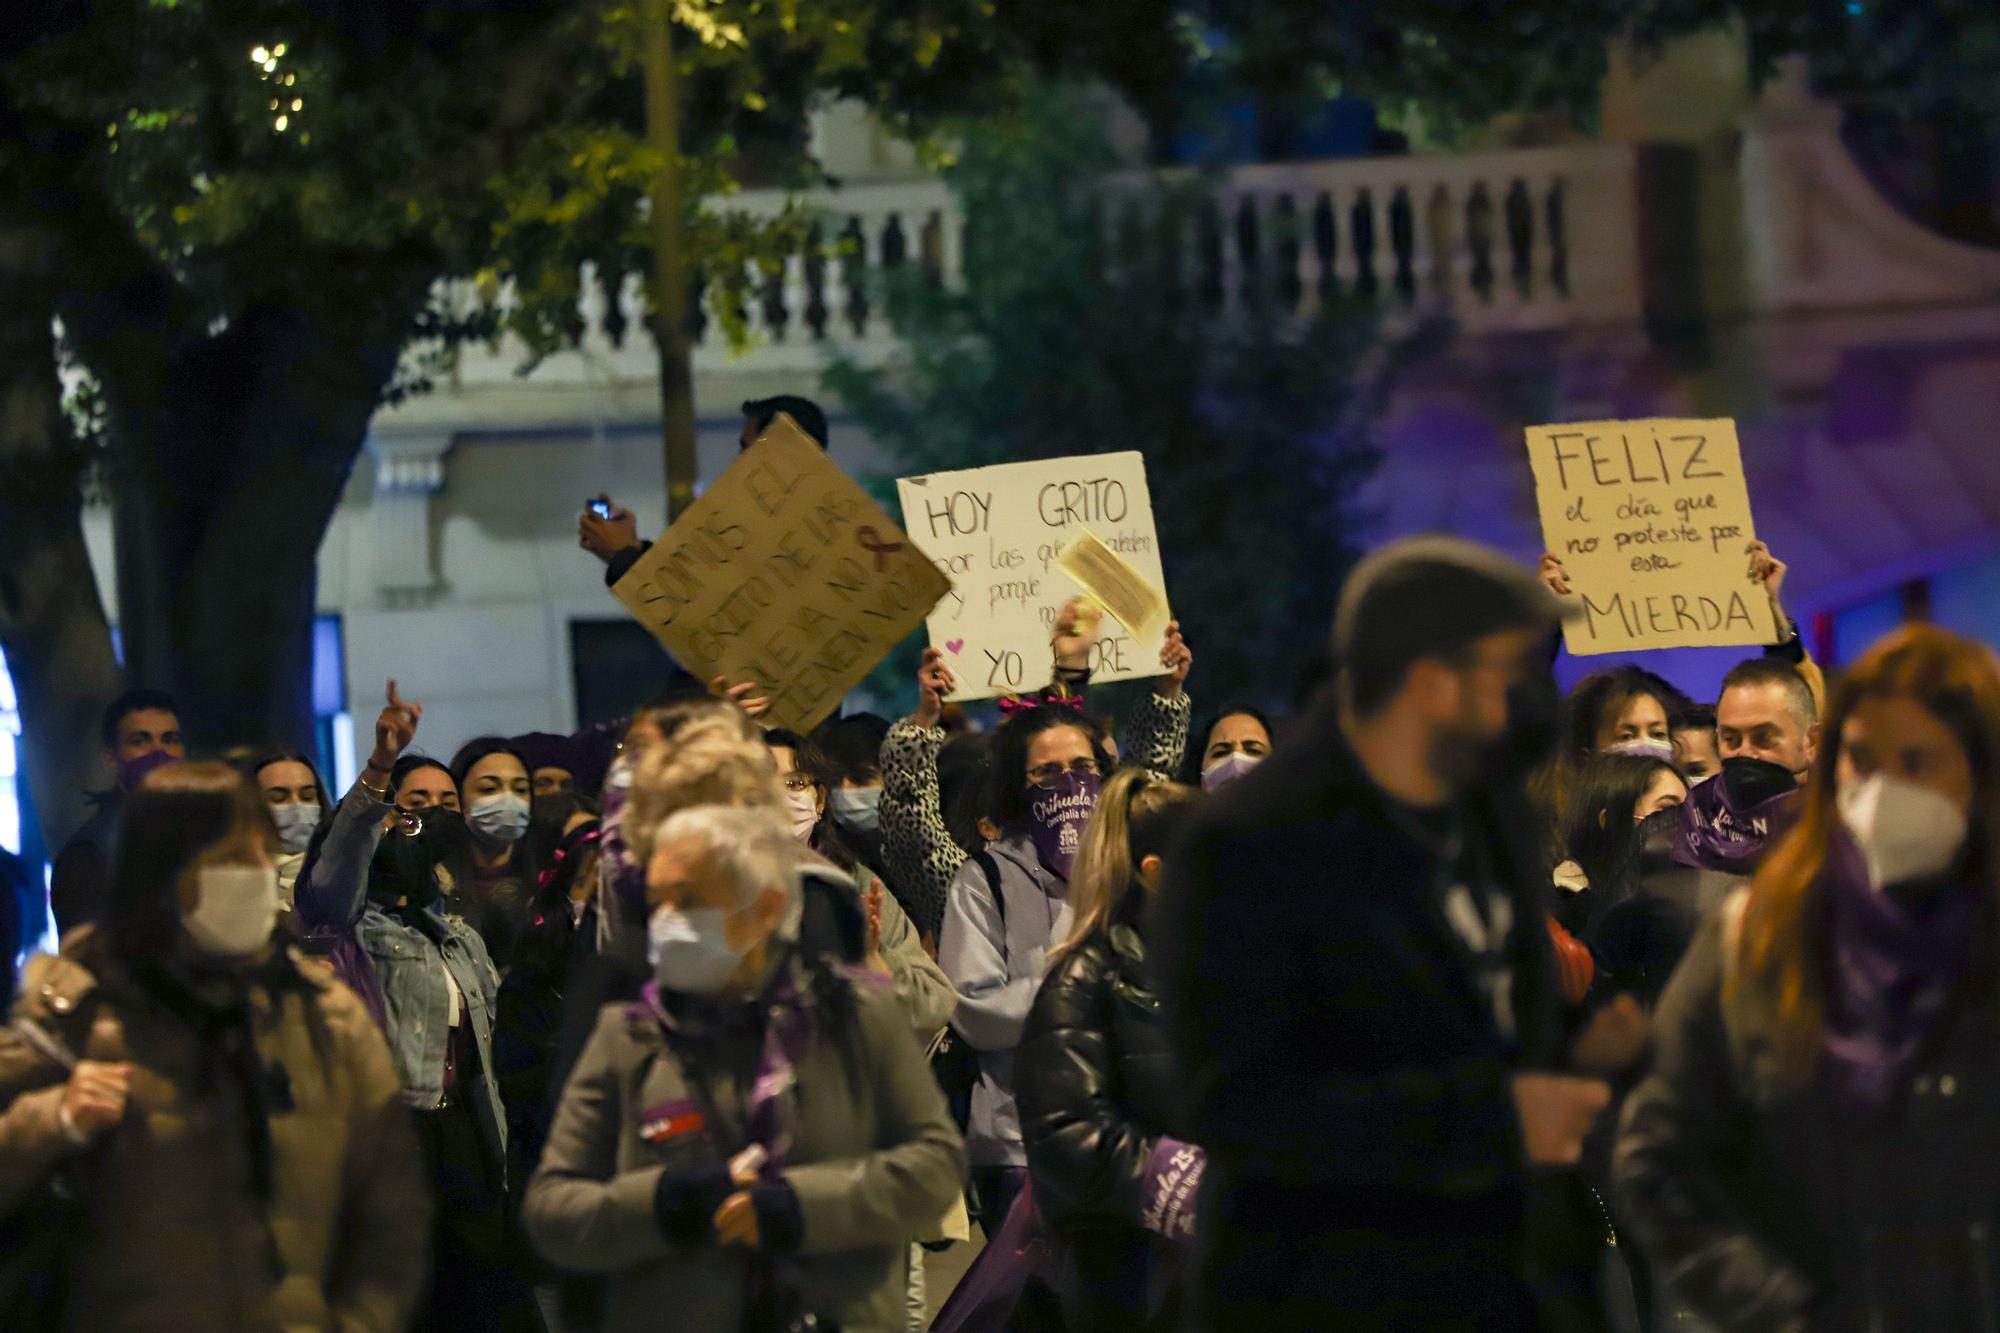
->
[828, 83, 1436, 710]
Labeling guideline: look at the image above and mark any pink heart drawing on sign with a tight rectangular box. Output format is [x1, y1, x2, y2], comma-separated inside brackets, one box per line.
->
[945, 639, 965, 655]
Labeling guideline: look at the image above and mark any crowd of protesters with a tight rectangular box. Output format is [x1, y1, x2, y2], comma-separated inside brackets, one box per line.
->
[1, 399, 1995, 1333]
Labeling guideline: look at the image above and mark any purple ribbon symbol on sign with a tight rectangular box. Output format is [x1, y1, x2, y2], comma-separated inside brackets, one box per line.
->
[856, 526, 904, 571]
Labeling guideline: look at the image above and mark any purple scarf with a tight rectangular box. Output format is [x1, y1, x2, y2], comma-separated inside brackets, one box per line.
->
[634, 966, 819, 1169]
[1671, 775, 1799, 875]
[1821, 831, 1977, 1110]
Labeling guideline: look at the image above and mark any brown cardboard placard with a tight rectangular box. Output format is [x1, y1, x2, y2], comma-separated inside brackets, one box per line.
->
[1524, 417, 1776, 655]
[613, 415, 951, 731]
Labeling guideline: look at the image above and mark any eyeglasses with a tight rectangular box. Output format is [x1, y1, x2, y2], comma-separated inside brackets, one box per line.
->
[1027, 758, 1100, 787]
[780, 774, 817, 794]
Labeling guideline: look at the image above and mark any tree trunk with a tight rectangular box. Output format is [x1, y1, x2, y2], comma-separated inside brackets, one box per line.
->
[0, 221, 124, 854]
[95, 295, 419, 753]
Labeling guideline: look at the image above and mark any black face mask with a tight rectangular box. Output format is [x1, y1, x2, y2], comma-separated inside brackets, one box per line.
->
[1633, 807, 1683, 874]
[531, 791, 597, 838]
[1720, 756, 1798, 810]
[369, 807, 468, 910]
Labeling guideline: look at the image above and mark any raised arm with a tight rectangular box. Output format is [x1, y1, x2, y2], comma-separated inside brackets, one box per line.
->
[1125, 620, 1193, 778]
[295, 680, 419, 931]
[879, 648, 965, 938]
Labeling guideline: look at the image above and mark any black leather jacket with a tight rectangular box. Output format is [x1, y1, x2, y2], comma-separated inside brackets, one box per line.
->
[1016, 896, 1178, 1235]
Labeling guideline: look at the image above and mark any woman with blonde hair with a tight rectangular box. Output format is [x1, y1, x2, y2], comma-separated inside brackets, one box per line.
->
[1013, 768, 1205, 1333]
[1616, 624, 2000, 1332]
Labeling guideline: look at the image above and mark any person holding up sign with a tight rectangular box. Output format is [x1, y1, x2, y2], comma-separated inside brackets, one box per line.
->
[1540, 539, 1826, 717]
[879, 600, 1194, 945]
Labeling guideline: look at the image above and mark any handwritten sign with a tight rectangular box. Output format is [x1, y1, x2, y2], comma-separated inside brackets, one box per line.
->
[897, 453, 1171, 701]
[613, 416, 950, 732]
[1525, 417, 1776, 655]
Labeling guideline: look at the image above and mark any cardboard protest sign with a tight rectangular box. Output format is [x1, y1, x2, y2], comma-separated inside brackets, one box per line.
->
[897, 453, 1171, 702]
[613, 416, 950, 732]
[1524, 417, 1777, 655]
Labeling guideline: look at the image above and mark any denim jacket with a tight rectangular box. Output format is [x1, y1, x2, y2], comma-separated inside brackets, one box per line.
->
[296, 785, 507, 1168]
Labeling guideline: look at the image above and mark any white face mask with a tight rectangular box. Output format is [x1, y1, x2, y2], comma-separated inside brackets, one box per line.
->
[269, 802, 321, 855]
[468, 793, 530, 844]
[783, 787, 820, 842]
[1201, 751, 1262, 792]
[184, 864, 281, 959]
[647, 905, 752, 994]
[1838, 772, 1970, 891]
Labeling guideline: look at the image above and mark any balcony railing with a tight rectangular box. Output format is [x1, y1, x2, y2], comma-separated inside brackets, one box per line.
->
[436, 144, 1646, 390]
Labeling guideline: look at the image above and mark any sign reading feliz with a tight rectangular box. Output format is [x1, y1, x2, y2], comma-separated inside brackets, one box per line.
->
[896, 452, 1172, 701]
[613, 416, 950, 732]
[1524, 417, 1777, 655]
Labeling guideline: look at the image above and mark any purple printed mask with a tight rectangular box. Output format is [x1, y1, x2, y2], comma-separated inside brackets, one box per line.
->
[1025, 770, 1101, 882]
[118, 748, 179, 792]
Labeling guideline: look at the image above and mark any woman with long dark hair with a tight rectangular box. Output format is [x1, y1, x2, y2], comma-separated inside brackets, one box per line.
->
[244, 746, 332, 907]
[1617, 624, 2000, 1330]
[1017, 768, 1206, 1332]
[295, 694, 533, 1332]
[0, 762, 428, 1329]
[450, 737, 543, 968]
[941, 698, 1122, 1230]
[1551, 751, 1689, 935]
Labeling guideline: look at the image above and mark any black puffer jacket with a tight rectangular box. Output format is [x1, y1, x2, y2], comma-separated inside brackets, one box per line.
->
[1017, 894, 1183, 1332]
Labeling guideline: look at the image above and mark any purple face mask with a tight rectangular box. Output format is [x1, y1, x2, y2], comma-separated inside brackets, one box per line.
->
[118, 748, 179, 792]
[1025, 770, 1101, 882]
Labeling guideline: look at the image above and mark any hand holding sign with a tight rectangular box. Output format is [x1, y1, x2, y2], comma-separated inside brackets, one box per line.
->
[1155, 621, 1192, 700]
[915, 648, 957, 731]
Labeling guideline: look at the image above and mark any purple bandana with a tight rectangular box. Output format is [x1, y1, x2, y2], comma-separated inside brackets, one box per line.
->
[1671, 773, 1799, 875]
[119, 747, 179, 791]
[1821, 831, 1976, 1110]
[1025, 771, 1101, 882]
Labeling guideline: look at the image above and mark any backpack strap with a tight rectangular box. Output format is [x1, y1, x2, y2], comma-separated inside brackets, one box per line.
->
[971, 850, 1005, 929]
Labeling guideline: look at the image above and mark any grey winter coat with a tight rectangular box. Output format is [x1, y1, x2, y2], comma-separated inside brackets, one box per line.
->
[938, 831, 1075, 1167]
[524, 961, 967, 1333]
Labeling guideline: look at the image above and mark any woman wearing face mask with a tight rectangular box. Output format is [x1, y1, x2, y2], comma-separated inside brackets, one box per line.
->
[524, 806, 966, 1333]
[1189, 706, 1274, 792]
[1014, 769, 1206, 1333]
[296, 699, 533, 1333]
[939, 702, 1121, 1230]
[248, 747, 331, 908]
[450, 738, 543, 970]
[1550, 752, 1690, 936]
[1616, 625, 2000, 1332]
[0, 762, 430, 1329]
